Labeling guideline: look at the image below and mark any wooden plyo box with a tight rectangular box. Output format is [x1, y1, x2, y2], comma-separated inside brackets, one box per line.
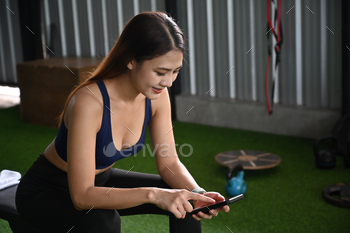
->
[17, 57, 101, 127]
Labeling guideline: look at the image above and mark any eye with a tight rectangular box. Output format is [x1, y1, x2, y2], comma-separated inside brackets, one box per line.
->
[157, 72, 165, 76]
[173, 70, 180, 74]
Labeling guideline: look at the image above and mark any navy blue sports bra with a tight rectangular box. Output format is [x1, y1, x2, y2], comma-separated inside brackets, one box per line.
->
[55, 80, 152, 169]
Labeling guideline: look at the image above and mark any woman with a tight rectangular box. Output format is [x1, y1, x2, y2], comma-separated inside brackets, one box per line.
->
[15, 12, 229, 233]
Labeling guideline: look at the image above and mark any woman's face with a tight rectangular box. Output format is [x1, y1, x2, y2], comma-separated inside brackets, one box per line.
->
[128, 49, 183, 99]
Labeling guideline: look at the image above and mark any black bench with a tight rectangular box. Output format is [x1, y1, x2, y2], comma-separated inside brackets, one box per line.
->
[0, 185, 39, 232]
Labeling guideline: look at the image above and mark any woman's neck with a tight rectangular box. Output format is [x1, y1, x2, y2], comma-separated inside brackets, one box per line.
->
[104, 73, 143, 105]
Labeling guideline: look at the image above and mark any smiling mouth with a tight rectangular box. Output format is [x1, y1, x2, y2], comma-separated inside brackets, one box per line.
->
[152, 87, 163, 93]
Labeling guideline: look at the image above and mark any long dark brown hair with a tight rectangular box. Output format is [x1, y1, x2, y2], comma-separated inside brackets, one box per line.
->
[58, 11, 185, 125]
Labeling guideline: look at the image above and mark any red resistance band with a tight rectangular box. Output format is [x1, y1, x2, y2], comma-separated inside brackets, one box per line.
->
[265, 0, 283, 115]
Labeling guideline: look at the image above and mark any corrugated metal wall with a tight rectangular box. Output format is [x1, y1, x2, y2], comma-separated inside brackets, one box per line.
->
[0, 0, 343, 111]
[0, 0, 165, 85]
[176, 0, 342, 110]
[41, 0, 165, 58]
[0, 0, 23, 85]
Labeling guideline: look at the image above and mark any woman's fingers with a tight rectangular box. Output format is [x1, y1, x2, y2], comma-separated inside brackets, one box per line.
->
[192, 211, 215, 220]
[173, 190, 215, 218]
[160, 189, 204, 219]
[173, 192, 193, 218]
[190, 191, 231, 220]
[193, 209, 220, 220]
[203, 192, 225, 202]
[168, 202, 187, 219]
[153, 189, 221, 219]
[208, 209, 218, 216]
[202, 192, 230, 213]
[220, 205, 230, 212]
[190, 192, 216, 204]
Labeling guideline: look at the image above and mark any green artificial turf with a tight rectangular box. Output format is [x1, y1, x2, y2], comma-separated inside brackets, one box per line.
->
[0, 105, 349, 232]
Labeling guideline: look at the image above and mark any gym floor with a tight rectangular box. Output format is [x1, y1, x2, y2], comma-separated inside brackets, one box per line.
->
[0, 96, 349, 233]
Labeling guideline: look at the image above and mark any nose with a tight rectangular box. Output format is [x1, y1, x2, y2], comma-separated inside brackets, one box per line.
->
[160, 73, 176, 88]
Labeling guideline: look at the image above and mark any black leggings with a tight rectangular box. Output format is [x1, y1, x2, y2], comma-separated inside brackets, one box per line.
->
[15, 155, 201, 233]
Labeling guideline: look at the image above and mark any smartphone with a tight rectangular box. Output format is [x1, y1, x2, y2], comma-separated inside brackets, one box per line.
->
[190, 194, 244, 215]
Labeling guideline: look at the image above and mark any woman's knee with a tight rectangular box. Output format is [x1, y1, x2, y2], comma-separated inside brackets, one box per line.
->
[169, 213, 202, 233]
[81, 209, 121, 233]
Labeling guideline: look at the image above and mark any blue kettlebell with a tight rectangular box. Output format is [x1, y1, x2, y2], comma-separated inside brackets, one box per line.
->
[226, 164, 247, 197]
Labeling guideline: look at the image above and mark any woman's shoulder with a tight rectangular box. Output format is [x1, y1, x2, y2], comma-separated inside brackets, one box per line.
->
[64, 82, 104, 126]
[74, 82, 103, 105]
[71, 83, 103, 109]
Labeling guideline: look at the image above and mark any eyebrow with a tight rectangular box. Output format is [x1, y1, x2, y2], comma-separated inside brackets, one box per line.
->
[156, 65, 183, 71]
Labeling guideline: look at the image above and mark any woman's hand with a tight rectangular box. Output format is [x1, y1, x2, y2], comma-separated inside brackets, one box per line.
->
[150, 188, 215, 219]
[191, 192, 230, 220]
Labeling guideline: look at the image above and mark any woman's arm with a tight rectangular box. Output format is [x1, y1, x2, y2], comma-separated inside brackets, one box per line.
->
[149, 88, 230, 219]
[66, 89, 149, 211]
[149, 88, 200, 190]
[65, 87, 214, 219]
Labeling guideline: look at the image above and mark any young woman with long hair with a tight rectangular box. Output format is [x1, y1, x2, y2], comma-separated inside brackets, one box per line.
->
[15, 12, 229, 233]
